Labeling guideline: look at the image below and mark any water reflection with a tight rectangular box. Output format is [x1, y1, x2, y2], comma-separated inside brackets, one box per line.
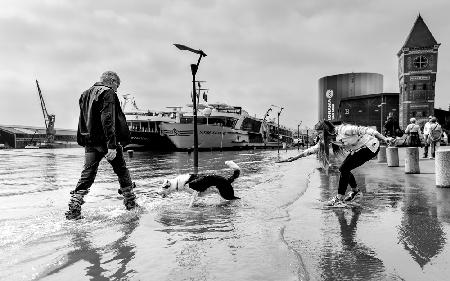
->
[155, 204, 238, 239]
[43, 151, 57, 186]
[42, 216, 140, 280]
[398, 177, 446, 268]
[314, 169, 387, 280]
[320, 208, 386, 281]
[436, 188, 450, 224]
[155, 204, 241, 281]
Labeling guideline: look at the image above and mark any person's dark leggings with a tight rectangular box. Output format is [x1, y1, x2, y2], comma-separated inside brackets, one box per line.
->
[338, 146, 379, 195]
[74, 145, 132, 193]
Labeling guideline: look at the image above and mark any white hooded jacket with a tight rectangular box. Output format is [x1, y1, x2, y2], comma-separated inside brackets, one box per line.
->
[302, 124, 381, 156]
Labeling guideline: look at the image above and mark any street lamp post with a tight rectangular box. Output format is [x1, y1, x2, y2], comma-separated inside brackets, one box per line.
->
[262, 107, 272, 147]
[297, 121, 302, 150]
[380, 94, 386, 134]
[174, 44, 207, 174]
[271, 105, 284, 154]
[306, 129, 309, 148]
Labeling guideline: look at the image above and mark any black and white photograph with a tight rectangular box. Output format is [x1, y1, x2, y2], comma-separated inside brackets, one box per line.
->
[1, 0, 450, 280]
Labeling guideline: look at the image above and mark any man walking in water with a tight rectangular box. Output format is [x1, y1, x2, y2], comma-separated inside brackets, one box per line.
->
[65, 71, 138, 220]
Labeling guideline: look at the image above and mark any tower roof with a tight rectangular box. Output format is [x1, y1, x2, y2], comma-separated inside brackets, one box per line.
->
[400, 15, 438, 51]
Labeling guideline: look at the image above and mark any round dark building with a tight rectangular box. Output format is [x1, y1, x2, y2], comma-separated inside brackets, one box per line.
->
[318, 72, 383, 122]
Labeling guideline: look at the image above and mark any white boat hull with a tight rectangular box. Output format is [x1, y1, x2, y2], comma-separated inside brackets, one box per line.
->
[160, 123, 271, 150]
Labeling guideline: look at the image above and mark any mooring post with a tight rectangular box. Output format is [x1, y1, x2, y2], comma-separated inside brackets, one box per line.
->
[378, 145, 387, 163]
[436, 149, 450, 188]
[405, 147, 420, 174]
[386, 147, 399, 167]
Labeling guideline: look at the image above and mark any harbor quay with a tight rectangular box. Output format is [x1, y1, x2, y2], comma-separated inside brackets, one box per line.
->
[282, 146, 450, 281]
[1, 147, 450, 280]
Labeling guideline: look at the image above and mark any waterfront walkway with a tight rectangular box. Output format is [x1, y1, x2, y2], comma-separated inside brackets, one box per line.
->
[282, 146, 450, 281]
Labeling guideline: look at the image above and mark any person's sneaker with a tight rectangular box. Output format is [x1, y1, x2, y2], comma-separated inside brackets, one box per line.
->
[344, 189, 363, 202]
[325, 195, 345, 207]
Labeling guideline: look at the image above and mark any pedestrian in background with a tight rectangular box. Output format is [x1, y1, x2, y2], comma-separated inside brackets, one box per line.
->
[427, 117, 442, 159]
[405, 118, 422, 147]
[422, 116, 433, 158]
[65, 71, 138, 220]
[384, 115, 396, 137]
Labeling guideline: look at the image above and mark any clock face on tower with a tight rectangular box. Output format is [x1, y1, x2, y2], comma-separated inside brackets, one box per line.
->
[413, 55, 428, 69]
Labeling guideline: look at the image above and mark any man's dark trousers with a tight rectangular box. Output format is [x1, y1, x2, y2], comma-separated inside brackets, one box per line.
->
[74, 145, 132, 193]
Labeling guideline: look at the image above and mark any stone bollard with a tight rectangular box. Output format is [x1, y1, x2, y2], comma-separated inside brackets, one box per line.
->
[377, 146, 387, 163]
[386, 147, 399, 167]
[127, 150, 134, 157]
[436, 149, 450, 188]
[405, 147, 420, 174]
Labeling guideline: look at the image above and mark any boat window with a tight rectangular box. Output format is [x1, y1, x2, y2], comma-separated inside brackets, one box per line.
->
[181, 117, 193, 124]
[241, 118, 262, 133]
[141, 122, 149, 132]
[131, 122, 141, 131]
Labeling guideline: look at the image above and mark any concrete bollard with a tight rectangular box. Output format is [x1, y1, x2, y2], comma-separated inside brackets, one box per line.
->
[377, 146, 387, 163]
[436, 149, 450, 188]
[405, 147, 420, 174]
[386, 147, 399, 167]
[127, 150, 134, 157]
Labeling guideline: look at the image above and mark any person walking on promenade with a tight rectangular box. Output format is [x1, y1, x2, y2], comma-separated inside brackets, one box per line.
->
[278, 120, 393, 207]
[65, 71, 138, 220]
[422, 116, 433, 158]
[405, 118, 422, 147]
[427, 117, 442, 159]
[384, 115, 396, 137]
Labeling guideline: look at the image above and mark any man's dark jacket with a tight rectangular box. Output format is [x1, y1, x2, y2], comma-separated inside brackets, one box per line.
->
[77, 82, 130, 149]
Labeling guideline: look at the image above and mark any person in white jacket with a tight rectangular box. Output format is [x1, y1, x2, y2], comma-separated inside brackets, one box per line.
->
[422, 116, 433, 158]
[278, 120, 393, 207]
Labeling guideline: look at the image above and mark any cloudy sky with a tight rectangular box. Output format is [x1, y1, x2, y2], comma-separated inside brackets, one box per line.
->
[1, 0, 449, 131]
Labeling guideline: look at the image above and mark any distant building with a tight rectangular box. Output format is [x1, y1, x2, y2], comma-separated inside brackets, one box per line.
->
[339, 93, 399, 132]
[397, 15, 440, 129]
[315, 15, 447, 133]
[0, 125, 77, 148]
[318, 73, 383, 122]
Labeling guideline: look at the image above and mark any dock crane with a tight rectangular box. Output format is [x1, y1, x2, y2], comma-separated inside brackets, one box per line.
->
[35, 80, 56, 144]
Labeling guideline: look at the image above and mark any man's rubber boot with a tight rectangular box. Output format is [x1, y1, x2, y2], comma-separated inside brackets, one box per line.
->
[119, 183, 138, 210]
[65, 190, 87, 220]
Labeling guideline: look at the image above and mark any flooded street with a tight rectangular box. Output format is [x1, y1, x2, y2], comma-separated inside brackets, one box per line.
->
[0, 148, 310, 281]
[1, 148, 450, 280]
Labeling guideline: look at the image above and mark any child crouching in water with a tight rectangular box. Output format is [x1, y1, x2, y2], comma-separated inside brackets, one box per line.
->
[278, 120, 393, 207]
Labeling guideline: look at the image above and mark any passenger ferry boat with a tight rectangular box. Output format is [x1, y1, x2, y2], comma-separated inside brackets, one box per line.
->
[159, 103, 294, 151]
[121, 95, 177, 150]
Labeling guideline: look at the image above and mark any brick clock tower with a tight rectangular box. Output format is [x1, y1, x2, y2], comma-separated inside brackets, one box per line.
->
[397, 15, 440, 129]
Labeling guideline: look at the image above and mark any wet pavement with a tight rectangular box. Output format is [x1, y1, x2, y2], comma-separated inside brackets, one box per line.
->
[1, 147, 450, 280]
[283, 147, 450, 281]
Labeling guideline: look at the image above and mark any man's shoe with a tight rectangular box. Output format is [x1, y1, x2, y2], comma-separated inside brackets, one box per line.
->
[120, 183, 139, 210]
[65, 191, 86, 220]
[65, 209, 83, 220]
[325, 195, 346, 207]
[344, 189, 362, 202]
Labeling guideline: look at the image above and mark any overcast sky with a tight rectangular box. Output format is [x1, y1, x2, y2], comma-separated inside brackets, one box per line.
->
[1, 0, 449, 131]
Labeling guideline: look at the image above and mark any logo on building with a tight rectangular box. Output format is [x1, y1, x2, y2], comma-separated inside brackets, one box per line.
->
[325, 89, 335, 120]
[325, 89, 334, 99]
